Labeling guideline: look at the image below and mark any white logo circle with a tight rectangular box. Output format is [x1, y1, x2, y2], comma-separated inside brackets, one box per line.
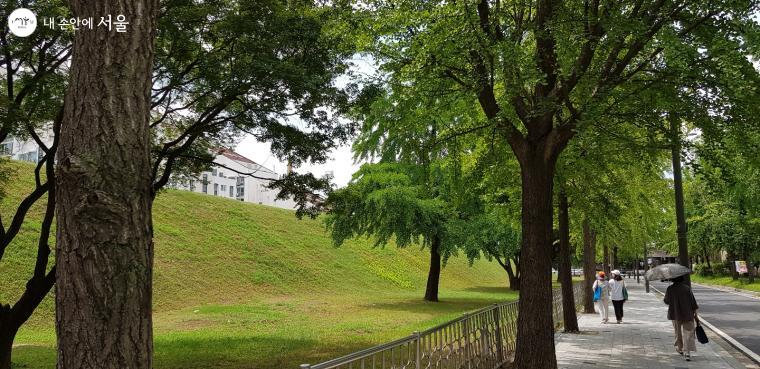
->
[8, 8, 37, 37]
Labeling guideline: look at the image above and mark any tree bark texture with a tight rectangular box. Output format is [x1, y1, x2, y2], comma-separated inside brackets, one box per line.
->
[558, 191, 578, 333]
[582, 219, 596, 314]
[513, 155, 557, 369]
[55, 1, 159, 369]
[424, 236, 441, 302]
[670, 117, 690, 285]
[603, 243, 610, 277]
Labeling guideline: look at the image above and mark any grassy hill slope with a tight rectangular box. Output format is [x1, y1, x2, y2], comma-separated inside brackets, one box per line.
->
[1, 161, 514, 368]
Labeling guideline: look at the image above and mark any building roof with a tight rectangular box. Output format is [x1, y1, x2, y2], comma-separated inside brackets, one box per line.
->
[216, 148, 258, 166]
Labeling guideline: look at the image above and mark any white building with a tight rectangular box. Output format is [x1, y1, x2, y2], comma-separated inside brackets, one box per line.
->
[171, 148, 297, 210]
[1, 131, 55, 163]
[2, 133, 297, 210]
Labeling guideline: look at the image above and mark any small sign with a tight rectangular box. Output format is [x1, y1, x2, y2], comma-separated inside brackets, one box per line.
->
[647, 258, 653, 265]
[735, 260, 748, 274]
[7, 8, 37, 37]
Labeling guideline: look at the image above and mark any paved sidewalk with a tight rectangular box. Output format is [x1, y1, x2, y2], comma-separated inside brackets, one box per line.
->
[555, 282, 746, 369]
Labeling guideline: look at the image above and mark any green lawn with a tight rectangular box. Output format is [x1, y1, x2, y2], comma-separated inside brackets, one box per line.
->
[691, 274, 760, 294]
[1, 161, 517, 369]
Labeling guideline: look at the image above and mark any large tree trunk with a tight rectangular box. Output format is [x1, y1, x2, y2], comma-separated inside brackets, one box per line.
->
[513, 156, 557, 369]
[603, 243, 610, 277]
[424, 236, 441, 302]
[55, 1, 159, 368]
[670, 116, 690, 285]
[495, 254, 521, 291]
[505, 258, 521, 291]
[558, 191, 578, 333]
[582, 219, 596, 314]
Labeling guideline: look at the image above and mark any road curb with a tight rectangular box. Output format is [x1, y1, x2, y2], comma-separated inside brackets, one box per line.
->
[651, 285, 760, 366]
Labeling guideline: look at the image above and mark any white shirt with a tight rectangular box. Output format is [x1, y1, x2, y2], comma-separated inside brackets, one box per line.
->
[609, 278, 626, 301]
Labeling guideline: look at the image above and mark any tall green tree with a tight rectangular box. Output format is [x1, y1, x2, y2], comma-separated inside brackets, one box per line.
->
[0, 2, 70, 367]
[346, 2, 757, 366]
[451, 139, 523, 291]
[326, 163, 452, 301]
[55, 0, 160, 367]
[1, 1, 356, 365]
[688, 130, 760, 279]
[149, 0, 356, 214]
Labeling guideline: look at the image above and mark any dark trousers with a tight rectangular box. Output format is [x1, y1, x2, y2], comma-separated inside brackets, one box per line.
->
[612, 300, 625, 321]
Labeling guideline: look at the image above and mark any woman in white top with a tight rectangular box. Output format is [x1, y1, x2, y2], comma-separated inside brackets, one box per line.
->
[609, 270, 627, 323]
[592, 271, 610, 323]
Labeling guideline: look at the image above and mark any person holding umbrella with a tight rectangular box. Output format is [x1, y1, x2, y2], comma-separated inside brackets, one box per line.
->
[648, 264, 699, 361]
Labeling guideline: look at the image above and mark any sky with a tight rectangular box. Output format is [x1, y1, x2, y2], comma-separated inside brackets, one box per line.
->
[234, 24, 760, 189]
[235, 138, 361, 188]
[234, 55, 378, 188]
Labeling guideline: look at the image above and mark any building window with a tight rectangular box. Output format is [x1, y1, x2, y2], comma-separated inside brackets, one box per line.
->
[221, 185, 226, 193]
[19, 151, 37, 163]
[214, 183, 218, 195]
[237, 185, 244, 198]
[202, 175, 208, 193]
[0, 141, 12, 156]
[229, 186, 234, 197]
[219, 171, 224, 177]
[189, 180, 195, 191]
[212, 168, 217, 176]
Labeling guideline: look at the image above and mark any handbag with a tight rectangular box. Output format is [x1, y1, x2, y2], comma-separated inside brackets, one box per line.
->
[695, 317, 709, 344]
[622, 286, 629, 301]
[593, 285, 601, 302]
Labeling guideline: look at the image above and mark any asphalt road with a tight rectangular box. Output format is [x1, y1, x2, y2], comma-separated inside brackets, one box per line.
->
[650, 280, 760, 358]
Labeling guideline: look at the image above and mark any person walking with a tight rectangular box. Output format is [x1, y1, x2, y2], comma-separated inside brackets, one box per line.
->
[609, 270, 627, 323]
[664, 275, 699, 361]
[592, 271, 610, 323]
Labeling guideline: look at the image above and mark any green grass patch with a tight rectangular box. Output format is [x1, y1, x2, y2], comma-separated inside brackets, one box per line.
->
[2, 160, 517, 368]
[691, 274, 760, 293]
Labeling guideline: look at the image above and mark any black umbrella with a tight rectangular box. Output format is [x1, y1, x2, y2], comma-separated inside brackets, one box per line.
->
[645, 263, 691, 281]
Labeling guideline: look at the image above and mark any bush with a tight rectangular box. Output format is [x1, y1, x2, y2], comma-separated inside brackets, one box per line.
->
[692, 263, 713, 276]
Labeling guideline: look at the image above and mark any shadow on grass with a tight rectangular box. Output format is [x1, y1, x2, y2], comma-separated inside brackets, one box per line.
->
[358, 297, 511, 314]
[462, 286, 517, 294]
[12, 334, 377, 369]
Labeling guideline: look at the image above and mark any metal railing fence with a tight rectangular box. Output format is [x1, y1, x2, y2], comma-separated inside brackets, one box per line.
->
[301, 281, 585, 369]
